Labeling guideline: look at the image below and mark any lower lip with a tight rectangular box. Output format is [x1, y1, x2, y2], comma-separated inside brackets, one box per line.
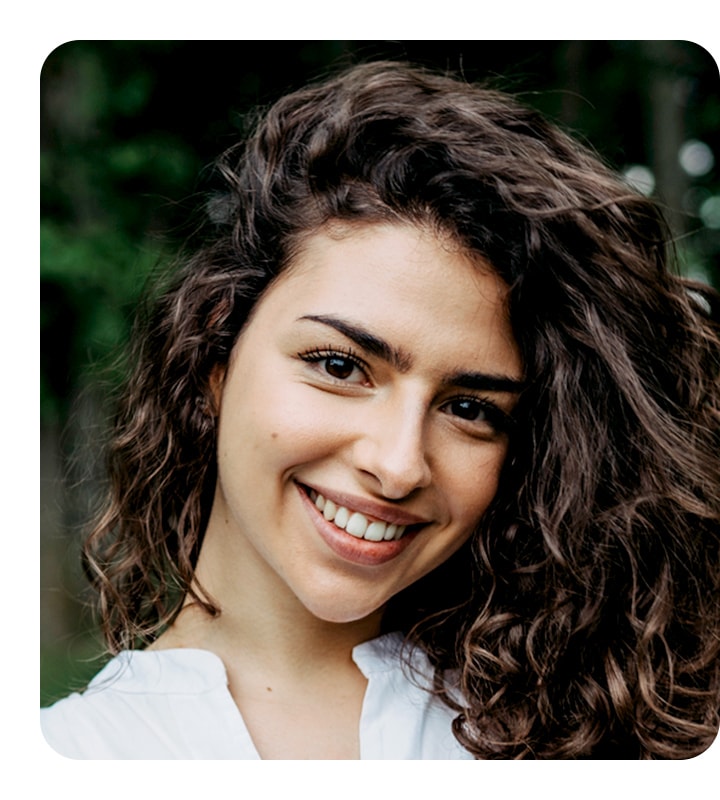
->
[296, 483, 420, 567]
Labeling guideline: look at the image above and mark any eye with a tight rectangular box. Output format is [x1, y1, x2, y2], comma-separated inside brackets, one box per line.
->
[440, 396, 511, 434]
[445, 398, 486, 420]
[298, 347, 369, 385]
[324, 355, 361, 381]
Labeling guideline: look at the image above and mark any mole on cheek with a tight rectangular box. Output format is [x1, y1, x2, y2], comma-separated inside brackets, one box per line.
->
[271, 432, 278, 439]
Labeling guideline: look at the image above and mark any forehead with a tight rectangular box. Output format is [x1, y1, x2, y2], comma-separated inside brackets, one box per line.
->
[283, 222, 499, 305]
[261, 222, 522, 378]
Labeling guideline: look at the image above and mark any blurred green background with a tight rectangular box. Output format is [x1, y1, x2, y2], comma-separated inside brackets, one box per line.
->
[40, 40, 720, 705]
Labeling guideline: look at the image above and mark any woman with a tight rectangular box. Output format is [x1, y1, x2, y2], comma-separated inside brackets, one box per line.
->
[41, 60, 720, 759]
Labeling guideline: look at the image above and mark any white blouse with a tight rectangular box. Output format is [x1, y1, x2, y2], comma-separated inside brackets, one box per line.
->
[40, 632, 473, 760]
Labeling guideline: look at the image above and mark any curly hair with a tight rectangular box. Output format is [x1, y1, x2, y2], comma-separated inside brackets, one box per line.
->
[82, 61, 720, 759]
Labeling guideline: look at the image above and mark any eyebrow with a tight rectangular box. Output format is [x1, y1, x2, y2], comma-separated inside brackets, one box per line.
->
[298, 314, 525, 394]
[445, 371, 525, 394]
[299, 314, 413, 371]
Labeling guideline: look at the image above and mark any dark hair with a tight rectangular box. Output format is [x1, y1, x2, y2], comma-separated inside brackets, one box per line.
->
[83, 61, 720, 758]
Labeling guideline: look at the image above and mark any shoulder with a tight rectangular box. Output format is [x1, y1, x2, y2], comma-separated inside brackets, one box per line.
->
[40, 649, 250, 759]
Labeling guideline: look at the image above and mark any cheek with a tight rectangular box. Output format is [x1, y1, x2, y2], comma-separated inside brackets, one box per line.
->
[222, 381, 345, 474]
[443, 444, 507, 528]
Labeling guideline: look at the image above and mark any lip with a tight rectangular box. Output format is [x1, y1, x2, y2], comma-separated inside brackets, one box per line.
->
[299, 481, 430, 527]
[295, 482, 426, 566]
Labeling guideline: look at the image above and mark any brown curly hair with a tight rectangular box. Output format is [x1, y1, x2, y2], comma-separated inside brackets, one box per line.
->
[83, 61, 720, 759]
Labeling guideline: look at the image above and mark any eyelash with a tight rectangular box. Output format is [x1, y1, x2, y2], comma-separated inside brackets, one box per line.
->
[440, 395, 513, 435]
[297, 347, 513, 435]
[298, 346, 369, 382]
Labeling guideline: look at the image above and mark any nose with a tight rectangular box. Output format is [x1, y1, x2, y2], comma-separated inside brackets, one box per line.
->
[351, 394, 432, 500]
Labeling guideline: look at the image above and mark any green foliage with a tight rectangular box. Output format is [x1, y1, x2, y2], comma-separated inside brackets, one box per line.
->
[41, 42, 202, 422]
[40, 636, 108, 707]
[40, 218, 163, 419]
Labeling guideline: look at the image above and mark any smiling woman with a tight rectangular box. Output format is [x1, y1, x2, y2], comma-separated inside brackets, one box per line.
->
[40, 61, 720, 759]
[196, 224, 521, 640]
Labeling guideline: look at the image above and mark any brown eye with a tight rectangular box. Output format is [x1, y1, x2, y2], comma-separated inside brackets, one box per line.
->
[440, 396, 512, 435]
[446, 398, 486, 421]
[325, 356, 357, 380]
[299, 347, 368, 385]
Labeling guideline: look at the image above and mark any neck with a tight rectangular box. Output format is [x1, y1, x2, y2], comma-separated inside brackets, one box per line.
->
[164, 599, 382, 678]
[151, 511, 385, 675]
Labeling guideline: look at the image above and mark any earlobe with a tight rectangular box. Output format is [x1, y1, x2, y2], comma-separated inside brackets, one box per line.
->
[208, 365, 226, 413]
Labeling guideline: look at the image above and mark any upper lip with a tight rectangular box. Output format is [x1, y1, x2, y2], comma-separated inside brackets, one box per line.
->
[298, 481, 430, 527]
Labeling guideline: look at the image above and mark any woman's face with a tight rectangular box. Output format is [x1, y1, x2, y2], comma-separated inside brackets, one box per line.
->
[204, 222, 523, 624]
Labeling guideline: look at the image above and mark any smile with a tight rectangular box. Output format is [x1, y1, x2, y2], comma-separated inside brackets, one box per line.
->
[295, 482, 427, 566]
[309, 489, 407, 541]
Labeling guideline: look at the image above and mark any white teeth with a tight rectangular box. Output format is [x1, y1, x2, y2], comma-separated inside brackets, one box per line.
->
[365, 521, 387, 542]
[334, 506, 350, 529]
[384, 523, 398, 541]
[345, 512, 369, 537]
[310, 490, 407, 541]
[323, 499, 337, 521]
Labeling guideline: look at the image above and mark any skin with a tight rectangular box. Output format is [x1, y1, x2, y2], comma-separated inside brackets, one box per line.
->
[152, 221, 523, 758]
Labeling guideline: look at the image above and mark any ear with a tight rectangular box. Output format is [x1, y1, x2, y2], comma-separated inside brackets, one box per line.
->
[208, 364, 226, 413]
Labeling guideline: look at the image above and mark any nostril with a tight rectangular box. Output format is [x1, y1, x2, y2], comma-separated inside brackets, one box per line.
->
[352, 435, 431, 499]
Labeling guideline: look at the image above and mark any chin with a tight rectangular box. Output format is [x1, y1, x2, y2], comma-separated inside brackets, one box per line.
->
[299, 592, 388, 626]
